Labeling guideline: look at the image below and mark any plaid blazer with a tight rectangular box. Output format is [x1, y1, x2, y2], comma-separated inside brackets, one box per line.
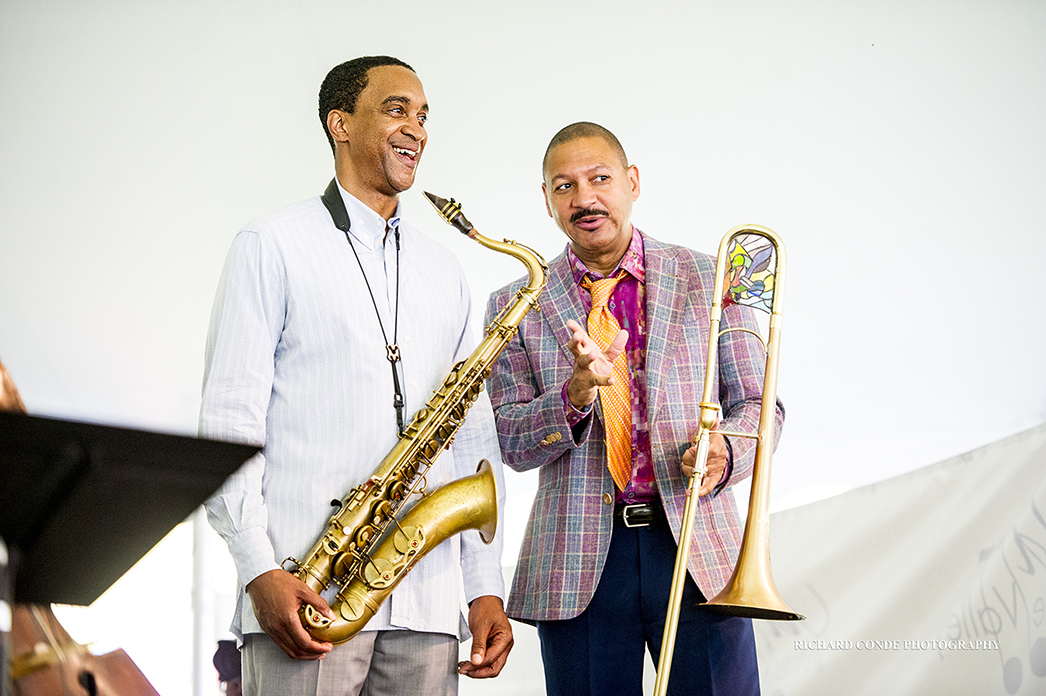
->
[483, 232, 785, 623]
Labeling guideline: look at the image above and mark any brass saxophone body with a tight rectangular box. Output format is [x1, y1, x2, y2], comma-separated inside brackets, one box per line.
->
[288, 193, 547, 645]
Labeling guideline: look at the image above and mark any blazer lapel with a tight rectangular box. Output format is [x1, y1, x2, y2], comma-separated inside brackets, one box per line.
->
[643, 237, 686, 420]
[540, 249, 586, 365]
[540, 248, 605, 421]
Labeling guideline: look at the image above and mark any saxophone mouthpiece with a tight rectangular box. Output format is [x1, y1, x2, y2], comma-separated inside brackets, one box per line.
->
[424, 191, 474, 236]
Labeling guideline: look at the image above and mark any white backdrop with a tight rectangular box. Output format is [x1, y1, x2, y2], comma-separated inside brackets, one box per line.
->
[2, 1, 1045, 694]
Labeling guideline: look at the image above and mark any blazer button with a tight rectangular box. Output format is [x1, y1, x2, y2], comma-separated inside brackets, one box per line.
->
[602, 493, 614, 505]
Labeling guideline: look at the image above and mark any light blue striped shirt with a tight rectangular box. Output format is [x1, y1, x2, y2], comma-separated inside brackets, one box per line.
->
[201, 182, 505, 640]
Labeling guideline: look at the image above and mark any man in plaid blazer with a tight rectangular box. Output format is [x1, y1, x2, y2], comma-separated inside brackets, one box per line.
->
[484, 122, 784, 695]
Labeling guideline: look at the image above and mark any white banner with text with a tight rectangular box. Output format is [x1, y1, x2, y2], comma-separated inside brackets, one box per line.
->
[755, 423, 1046, 695]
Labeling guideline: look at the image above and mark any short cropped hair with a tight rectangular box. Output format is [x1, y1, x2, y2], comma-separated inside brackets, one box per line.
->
[542, 121, 629, 178]
[318, 56, 415, 153]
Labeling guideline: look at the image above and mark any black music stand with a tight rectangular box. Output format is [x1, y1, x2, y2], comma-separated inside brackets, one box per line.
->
[0, 411, 260, 607]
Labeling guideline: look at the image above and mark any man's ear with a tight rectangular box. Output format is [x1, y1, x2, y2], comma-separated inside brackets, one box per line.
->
[542, 182, 553, 218]
[326, 109, 351, 146]
[628, 164, 641, 202]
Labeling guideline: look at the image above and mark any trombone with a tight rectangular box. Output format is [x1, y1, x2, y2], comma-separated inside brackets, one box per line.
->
[653, 224, 803, 696]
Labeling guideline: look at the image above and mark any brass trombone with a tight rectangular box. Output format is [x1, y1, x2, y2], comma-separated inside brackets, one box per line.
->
[653, 224, 803, 696]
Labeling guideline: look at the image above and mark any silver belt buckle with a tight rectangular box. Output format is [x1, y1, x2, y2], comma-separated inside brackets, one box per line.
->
[622, 503, 650, 528]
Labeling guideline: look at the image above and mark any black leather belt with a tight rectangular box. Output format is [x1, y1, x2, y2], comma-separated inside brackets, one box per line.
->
[614, 502, 663, 528]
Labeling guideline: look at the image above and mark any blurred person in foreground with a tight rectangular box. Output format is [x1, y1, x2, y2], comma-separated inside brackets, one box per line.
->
[213, 639, 242, 696]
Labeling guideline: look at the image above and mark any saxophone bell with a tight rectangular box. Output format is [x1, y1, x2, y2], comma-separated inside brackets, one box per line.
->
[299, 460, 499, 644]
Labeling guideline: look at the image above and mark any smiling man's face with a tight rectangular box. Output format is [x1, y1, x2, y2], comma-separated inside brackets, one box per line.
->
[336, 64, 428, 210]
[542, 135, 640, 275]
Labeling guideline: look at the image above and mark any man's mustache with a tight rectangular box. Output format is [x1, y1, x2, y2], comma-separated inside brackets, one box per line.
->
[570, 208, 610, 224]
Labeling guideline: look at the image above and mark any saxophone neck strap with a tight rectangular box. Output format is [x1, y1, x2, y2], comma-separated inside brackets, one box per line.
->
[322, 179, 406, 436]
[321, 178, 351, 231]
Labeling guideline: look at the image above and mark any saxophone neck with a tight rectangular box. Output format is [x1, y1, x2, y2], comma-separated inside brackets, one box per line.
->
[423, 190, 548, 292]
[470, 231, 548, 292]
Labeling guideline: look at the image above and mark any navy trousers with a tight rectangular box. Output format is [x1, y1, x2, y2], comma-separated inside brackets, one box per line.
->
[536, 518, 760, 696]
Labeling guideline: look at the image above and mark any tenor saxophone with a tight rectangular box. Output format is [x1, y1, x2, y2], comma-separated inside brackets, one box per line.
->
[287, 192, 547, 644]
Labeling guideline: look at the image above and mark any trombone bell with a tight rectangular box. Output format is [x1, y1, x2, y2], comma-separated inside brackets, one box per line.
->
[701, 535, 804, 620]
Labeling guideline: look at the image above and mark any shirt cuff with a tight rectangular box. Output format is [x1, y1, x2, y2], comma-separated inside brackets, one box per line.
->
[713, 436, 735, 497]
[459, 548, 507, 604]
[561, 380, 592, 428]
[227, 526, 280, 588]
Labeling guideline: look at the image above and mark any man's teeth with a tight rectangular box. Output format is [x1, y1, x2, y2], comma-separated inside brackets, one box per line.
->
[393, 147, 416, 159]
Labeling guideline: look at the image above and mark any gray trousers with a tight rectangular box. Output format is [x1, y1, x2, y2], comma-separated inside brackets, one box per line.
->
[242, 630, 458, 696]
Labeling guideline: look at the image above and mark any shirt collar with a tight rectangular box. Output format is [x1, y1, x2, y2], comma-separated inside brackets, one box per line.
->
[336, 180, 402, 250]
[568, 226, 646, 286]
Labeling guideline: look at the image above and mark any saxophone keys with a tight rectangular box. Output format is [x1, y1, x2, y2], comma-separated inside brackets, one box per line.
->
[322, 536, 340, 554]
[302, 604, 332, 629]
[354, 525, 377, 548]
[393, 525, 424, 555]
[338, 593, 367, 622]
[372, 500, 393, 521]
[363, 558, 396, 589]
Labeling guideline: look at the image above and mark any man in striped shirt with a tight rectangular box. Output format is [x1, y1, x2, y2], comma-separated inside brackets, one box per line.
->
[202, 56, 512, 696]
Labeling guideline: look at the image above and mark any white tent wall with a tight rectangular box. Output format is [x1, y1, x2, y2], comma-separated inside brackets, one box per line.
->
[755, 422, 1046, 695]
[1, 1, 1044, 694]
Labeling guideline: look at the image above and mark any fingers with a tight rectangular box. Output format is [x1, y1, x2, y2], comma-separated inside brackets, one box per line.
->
[460, 596, 514, 679]
[697, 459, 725, 496]
[566, 319, 613, 409]
[271, 615, 333, 660]
[288, 588, 335, 659]
[459, 638, 513, 677]
[566, 321, 629, 365]
[697, 475, 721, 497]
[565, 319, 623, 384]
[246, 570, 334, 660]
[480, 624, 514, 675]
[695, 432, 728, 497]
[261, 598, 332, 660]
[301, 586, 336, 622]
[566, 319, 595, 359]
[467, 618, 490, 667]
[680, 441, 725, 497]
[604, 329, 629, 363]
[708, 431, 728, 460]
[579, 358, 615, 387]
[681, 444, 697, 478]
[459, 624, 514, 679]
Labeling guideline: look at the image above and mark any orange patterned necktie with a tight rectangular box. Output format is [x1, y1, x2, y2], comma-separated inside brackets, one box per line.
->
[583, 271, 632, 491]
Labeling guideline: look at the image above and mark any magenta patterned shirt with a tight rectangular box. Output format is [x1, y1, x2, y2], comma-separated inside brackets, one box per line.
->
[562, 227, 657, 504]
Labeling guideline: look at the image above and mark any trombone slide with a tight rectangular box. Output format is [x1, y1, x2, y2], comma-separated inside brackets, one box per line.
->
[652, 225, 802, 696]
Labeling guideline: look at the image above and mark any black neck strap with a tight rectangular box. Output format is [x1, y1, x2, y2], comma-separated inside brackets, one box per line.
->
[322, 179, 406, 435]
[321, 179, 351, 231]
